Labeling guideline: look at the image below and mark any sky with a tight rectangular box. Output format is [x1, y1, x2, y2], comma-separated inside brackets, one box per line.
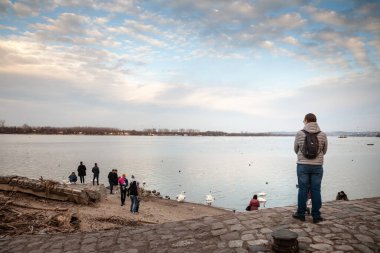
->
[0, 0, 379, 132]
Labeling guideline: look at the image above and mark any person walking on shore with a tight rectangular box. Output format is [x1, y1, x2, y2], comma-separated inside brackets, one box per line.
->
[293, 113, 328, 224]
[118, 174, 129, 206]
[92, 163, 100, 185]
[108, 169, 115, 194]
[77, 161, 86, 184]
[113, 169, 119, 193]
[129, 175, 139, 213]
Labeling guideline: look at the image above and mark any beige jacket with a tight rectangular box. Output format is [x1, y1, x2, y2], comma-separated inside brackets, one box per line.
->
[294, 122, 328, 165]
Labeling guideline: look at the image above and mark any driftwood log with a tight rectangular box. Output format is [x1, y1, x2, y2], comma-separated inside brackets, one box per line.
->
[0, 175, 105, 204]
[0, 197, 80, 236]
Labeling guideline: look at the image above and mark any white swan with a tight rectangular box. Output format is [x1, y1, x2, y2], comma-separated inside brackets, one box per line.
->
[205, 192, 215, 205]
[258, 197, 267, 207]
[258, 192, 266, 197]
[176, 191, 186, 202]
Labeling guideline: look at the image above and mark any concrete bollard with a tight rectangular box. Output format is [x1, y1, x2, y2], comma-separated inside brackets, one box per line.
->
[271, 229, 299, 253]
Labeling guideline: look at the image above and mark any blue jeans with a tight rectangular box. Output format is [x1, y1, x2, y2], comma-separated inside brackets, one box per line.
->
[109, 181, 114, 193]
[296, 164, 323, 218]
[130, 195, 139, 213]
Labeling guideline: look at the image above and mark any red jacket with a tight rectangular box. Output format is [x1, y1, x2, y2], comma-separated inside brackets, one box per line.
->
[249, 198, 260, 210]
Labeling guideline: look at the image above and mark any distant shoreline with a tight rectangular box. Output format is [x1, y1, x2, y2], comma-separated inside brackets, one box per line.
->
[1, 132, 379, 137]
[1, 125, 379, 137]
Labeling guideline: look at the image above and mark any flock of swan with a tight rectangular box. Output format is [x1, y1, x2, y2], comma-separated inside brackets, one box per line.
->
[176, 191, 267, 208]
[63, 177, 267, 208]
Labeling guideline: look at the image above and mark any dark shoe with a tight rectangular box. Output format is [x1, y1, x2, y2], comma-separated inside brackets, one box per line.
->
[292, 213, 305, 221]
[313, 217, 324, 224]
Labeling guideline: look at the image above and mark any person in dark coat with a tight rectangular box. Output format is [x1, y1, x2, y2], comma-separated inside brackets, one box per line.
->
[92, 163, 100, 185]
[129, 175, 140, 213]
[336, 191, 349, 201]
[68, 172, 77, 184]
[77, 161, 86, 184]
[113, 169, 119, 193]
[108, 169, 115, 194]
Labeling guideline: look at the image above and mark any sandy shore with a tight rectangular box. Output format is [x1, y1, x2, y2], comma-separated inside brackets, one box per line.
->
[79, 191, 231, 232]
[0, 184, 231, 236]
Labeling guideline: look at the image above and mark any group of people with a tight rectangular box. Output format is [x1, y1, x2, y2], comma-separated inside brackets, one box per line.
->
[108, 170, 140, 213]
[68, 162, 100, 185]
[68, 164, 141, 213]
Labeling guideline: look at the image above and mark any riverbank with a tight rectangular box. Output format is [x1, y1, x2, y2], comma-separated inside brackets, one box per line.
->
[1, 197, 379, 252]
[0, 184, 230, 237]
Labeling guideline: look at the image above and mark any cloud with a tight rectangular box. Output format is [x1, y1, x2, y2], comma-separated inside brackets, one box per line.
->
[0, 0, 12, 14]
[0, 24, 17, 31]
[345, 37, 370, 67]
[31, 13, 91, 37]
[0, 0, 57, 16]
[96, 0, 137, 13]
[279, 71, 380, 117]
[265, 13, 306, 29]
[304, 6, 346, 26]
[13, 2, 38, 16]
[283, 36, 299, 46]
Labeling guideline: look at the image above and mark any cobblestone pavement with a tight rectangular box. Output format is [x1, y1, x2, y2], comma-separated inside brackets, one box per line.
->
[1, 198, 379, 253]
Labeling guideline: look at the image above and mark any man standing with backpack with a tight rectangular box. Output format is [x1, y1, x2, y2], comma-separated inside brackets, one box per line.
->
[293, 113, 328, 223]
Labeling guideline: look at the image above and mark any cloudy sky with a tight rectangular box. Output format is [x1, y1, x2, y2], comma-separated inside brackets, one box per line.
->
[0, 0, 379, 132]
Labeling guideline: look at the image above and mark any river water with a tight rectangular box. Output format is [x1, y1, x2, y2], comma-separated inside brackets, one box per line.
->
[0, 134, 379, 211]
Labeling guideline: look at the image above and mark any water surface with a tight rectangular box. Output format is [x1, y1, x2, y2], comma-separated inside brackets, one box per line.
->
[1, 134, 379, 211]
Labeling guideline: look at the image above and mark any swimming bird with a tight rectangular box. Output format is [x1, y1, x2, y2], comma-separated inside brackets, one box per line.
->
[176, 191, 186, 202]
[205, 191, 215, 205]
[258, 192, 267, 207]
[258, 197, 267, 207]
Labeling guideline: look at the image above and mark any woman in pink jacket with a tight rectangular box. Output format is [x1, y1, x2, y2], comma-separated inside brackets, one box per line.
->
[118, 174, 129, 206]
[248, 194, 260, 211]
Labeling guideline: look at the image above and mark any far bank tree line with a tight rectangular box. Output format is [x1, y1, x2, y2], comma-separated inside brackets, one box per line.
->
[0, 121, 379, 137]
[0, 123, 287, 136]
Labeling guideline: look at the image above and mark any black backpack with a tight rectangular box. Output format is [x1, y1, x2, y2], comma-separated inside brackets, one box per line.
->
[301, 130, 320, 159]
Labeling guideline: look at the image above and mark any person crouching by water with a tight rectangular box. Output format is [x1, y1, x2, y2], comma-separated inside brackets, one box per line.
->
[336, 191, 349, 201]
[246, 194, 260, 211]
[68, 172, 77, 184]
[129, 175, 139, 213]
[118, 174, 129, 206]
